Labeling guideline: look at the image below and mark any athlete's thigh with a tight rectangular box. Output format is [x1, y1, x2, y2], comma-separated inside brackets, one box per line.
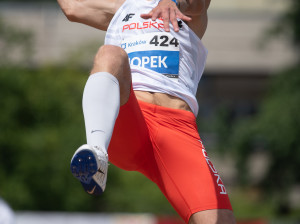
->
[152, 124, 232, 223]
[108, 88, 153, 171]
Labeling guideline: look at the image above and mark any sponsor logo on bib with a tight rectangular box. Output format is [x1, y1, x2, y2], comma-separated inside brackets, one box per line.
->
[121, 32, 180, 76]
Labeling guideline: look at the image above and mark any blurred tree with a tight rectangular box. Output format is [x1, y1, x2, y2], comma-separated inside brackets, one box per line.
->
[227, 0, 300, 216]
[230, 66, 300, 215]
[0, 66, 90, 210]
[267, 0, 300, 59]
[0, 66, 174, 214]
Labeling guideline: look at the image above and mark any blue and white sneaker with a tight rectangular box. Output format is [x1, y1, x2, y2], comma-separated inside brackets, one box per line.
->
[70, 144, 108, 195]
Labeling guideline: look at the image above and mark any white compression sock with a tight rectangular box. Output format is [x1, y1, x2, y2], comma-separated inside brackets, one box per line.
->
[82, 72, 120, 152]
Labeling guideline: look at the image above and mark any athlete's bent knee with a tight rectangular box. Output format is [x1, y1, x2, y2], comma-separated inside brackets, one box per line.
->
[90, 45, 131, 105]
[98, 45, 127, 59]
[91, 45, 129, 77]
[189, 209, 236, 224]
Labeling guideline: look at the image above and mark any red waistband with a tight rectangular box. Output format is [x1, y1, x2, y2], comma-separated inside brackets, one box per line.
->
[137, 100, 196, 123]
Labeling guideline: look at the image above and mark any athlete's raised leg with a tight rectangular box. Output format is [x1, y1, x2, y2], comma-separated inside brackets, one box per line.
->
[189, 209, 236, 224]
[84, 45, 131, 149]
[70, 45, 132, 195]
[91, 45, 131, 105]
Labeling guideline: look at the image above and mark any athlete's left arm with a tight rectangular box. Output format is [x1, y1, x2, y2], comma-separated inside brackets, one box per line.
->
[179, 0, 211, 38]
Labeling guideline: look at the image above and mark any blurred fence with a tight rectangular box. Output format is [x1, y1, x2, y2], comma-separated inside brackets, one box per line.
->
[14, 212, 300, 224]
[15, 212, 183, 224]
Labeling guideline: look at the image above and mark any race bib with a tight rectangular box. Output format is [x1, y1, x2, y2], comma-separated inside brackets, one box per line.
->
[121, 32, 180, 78]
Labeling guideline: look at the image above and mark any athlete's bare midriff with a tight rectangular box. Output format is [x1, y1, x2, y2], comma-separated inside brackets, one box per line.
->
[134, 90, 192, 112]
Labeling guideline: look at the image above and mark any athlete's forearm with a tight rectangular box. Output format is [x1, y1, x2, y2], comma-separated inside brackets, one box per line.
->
[178, 0, 210, 16]
[57, 0, 120, 30]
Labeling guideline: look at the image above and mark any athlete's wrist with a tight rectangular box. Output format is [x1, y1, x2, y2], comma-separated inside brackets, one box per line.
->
[171, 0, 178, 5]
[159, 0, 179, 7]
[171, 0, 181, 10]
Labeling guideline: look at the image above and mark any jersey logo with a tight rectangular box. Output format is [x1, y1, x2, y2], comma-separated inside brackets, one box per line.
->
[122, 21, 164, 32]
[177, 20, 183, 28]
[122, 13, 135, 22]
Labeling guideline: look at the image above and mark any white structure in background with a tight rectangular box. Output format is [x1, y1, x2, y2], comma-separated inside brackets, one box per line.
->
[0, 0, 296, 72]
[15, 212, 156, 224]
[0, 198, 15, 224]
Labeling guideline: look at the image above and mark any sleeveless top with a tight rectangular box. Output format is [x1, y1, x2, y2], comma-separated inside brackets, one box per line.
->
[105, 0, 208, 116]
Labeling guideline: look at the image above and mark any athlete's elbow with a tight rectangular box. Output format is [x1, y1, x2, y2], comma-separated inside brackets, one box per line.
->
[57, 2, 81, 22]
[62, 7, 78, 22]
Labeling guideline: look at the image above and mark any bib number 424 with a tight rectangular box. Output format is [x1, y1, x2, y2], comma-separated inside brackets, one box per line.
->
[149, 35, 179, 47]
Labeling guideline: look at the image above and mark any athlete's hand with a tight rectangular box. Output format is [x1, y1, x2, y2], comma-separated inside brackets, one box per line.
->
[140, 0, 191, 32]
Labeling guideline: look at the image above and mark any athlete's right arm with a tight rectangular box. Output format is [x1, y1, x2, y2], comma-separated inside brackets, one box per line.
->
[57, 0, 125, 31]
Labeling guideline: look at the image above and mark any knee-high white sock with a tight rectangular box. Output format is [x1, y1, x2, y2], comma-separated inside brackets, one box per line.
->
[82, 72, 120, 152]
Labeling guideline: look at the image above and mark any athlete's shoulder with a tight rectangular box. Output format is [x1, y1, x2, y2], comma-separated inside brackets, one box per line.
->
[183, 0, 210, 39]
[186, 12, 207, 39]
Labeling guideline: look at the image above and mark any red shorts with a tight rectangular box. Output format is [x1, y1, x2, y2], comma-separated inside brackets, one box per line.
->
[108, 88, 232, 223]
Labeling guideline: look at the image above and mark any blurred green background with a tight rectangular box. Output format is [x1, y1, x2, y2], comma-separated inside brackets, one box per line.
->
[0, 0, 300, 222]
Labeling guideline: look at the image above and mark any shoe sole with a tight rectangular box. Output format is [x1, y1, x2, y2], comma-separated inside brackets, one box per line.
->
[70, 149, 104, 195]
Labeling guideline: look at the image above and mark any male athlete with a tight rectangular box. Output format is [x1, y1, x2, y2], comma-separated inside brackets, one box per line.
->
[57, 0, 236, 223]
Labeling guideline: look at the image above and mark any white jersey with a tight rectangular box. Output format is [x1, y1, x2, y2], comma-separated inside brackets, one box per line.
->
[105, 0, 207, 116]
